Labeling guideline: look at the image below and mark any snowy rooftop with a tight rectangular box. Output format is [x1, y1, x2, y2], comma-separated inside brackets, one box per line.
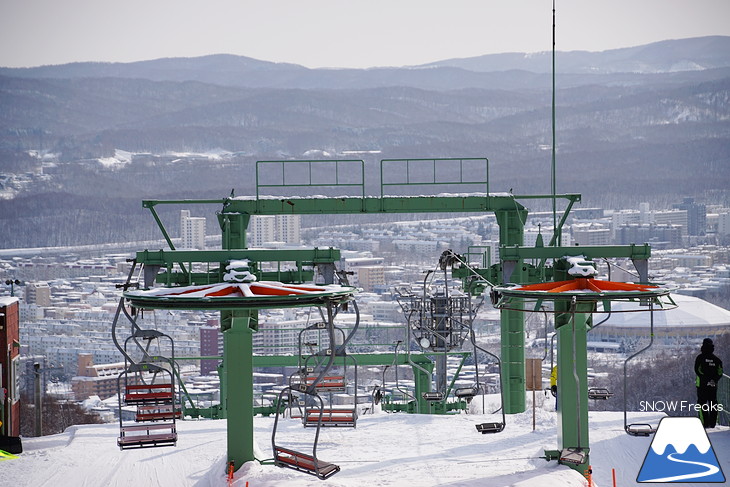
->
[0, 296, 19, 307]
[599, 293, 730, 328]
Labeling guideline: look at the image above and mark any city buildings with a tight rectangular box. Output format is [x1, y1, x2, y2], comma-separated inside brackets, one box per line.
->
[71, 354, 128, 401]
[248, 215, 301, 247]
[0, 297, 20, 437]
[180, 210, 206, 250]
[199, 320, 222, 376]
[0, 198, 728, 409]
[25, 282, 51, 307]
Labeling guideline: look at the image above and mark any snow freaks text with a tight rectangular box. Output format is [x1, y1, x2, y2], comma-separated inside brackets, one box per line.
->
[639, 400, 724, 413]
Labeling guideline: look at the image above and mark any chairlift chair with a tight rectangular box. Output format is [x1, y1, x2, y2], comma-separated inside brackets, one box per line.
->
[623, 303, 658, 436]
[470, 329, 506, 434]
[422, 391, 445, 401]
[476, 422, 506, 434]
[117, 363, 178, 450]
[272, 300, 346, 479]
[272, 386, 341, 480]
[296, 301, 359, 428]
[112, 288, 180, 450]
[625, 423, 657, 437]
[455, 385, 480, 403]
[587, 387, 613, 400]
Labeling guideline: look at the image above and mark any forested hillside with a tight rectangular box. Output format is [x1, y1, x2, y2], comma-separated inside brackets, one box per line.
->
[1, 37, 729, 248]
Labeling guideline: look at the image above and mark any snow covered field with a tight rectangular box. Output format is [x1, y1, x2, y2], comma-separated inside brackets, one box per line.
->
[3, 401, 727, 487]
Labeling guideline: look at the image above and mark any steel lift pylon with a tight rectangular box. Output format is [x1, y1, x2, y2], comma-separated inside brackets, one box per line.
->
[119, 157, 676, 475]
[489, 255, 675, 474]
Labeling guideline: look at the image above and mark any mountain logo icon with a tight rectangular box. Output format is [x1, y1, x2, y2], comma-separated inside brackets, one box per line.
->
[637, 416, 725, 483]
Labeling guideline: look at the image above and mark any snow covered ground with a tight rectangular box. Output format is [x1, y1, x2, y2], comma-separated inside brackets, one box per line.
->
[3, 399, 728, 487]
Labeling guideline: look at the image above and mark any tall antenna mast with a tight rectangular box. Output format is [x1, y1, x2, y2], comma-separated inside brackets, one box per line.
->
[551, 0, 558, 245]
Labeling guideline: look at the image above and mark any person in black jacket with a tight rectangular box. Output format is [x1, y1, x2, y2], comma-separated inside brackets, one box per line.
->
[694, 338, 724, 428]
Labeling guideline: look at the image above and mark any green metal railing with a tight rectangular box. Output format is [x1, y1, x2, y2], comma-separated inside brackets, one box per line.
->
[463, 245, 493, 268]
[253, 158, 490, 200]
[380, 158, 488, 197]
[255, 159, 366, 200]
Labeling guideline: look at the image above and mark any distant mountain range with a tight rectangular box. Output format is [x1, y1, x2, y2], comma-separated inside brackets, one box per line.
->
[3, 36, 730, 90]
[0, 36, 728, 248]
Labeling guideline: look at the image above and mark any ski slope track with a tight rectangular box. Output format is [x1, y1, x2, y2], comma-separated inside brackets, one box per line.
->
[3, 404, 728, 487]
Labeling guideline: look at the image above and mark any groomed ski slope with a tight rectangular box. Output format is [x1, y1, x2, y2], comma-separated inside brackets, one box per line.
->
[4, 399, 728, 487]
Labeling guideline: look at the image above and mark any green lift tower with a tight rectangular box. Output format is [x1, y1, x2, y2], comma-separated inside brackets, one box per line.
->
[113, 157, 673, 475]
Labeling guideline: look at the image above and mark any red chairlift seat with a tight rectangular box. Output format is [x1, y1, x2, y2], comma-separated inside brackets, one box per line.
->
[304, 408, 356, 427]
[305, 375, 347, 392]
[135, 404, 182, 422]
[274, 446, 340, 480]
[117, 423, 177, 449]
[124, 383, 174, 405]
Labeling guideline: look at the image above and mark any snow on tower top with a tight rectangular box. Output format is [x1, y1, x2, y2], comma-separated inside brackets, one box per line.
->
[565, 255, 598, 277]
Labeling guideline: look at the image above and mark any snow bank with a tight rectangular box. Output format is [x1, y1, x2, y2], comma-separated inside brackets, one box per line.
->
[4, 409, 727, 487]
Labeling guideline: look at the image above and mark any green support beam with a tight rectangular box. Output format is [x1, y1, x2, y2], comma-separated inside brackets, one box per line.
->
[495, 208, 528, 414]
[252, 352, 434, 368]
[555, 302, 593, 475]
[144, 194, 543, 217]
[221, 309, 257, 469]
[499, 243, 651, 262]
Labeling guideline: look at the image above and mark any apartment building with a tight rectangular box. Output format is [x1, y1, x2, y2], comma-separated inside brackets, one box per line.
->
[200, 321, 223, 376]
[180, 210, 206, 250]
[25, 281, 51, 307]
[71, 353, 127, 400]
[248, 214, 301, 247]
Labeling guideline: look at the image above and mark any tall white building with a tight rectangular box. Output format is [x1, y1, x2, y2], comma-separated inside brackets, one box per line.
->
[717, 211, 730, 236]
[248, 215, 301, 247]
[180, 210, 206, 250]
[277, 214, 301, 244]
[572, 223, 611, 246]
[652, 209, 688, 235]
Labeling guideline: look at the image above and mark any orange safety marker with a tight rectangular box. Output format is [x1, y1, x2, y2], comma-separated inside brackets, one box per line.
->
[583, 465, 593, 487]
[227, 461, 235, 486]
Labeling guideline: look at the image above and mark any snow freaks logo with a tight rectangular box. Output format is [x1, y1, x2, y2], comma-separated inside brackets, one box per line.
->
[637, 417, 725, 483]
[640, 400, 724, 414]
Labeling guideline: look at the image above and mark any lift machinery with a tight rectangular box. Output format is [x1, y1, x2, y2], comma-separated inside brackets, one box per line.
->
[117, 157, 675, 475]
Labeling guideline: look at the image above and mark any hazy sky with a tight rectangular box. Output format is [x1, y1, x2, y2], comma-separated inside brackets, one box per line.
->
[2, 0, 729, 68]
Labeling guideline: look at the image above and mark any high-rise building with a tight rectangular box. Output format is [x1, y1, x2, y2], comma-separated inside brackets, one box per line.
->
[253, 315, 301, 355]
[571, 223, 611, 246]
[249, 215, 276, 247]
[674, 198, 706, 236]
[616, 223, 683, 248]
[611, 209, 641, 239]
[248, 214, 301, 247]
[25, 282, 51, 307]
[356, 266, 386, 293]
[180, 210, 206, 250]
[717, 211, 730, 237]
[199, 320, 222, 376]
[652, 209, 688, 235]
[276, 214, 301, 244]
